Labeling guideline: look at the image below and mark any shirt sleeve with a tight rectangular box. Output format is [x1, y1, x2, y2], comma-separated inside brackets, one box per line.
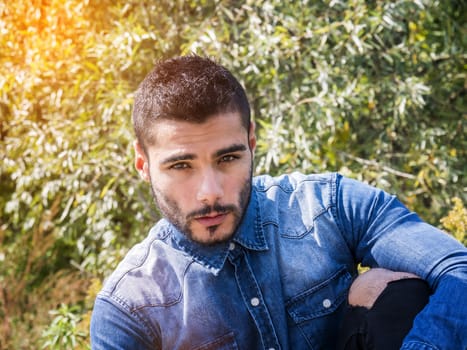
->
[90, 296, 157, 350]
[334, 174, 467, 349]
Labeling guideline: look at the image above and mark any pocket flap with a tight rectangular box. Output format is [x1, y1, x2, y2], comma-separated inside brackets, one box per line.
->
[286, 267, 351, 323]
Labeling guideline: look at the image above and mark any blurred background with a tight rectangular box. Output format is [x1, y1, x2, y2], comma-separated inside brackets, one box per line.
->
[0, 0, 465, 348]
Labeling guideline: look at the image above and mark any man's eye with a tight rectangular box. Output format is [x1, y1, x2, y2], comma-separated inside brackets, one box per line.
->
[170, 163, 190, 170]
[220, 155, 238, 163]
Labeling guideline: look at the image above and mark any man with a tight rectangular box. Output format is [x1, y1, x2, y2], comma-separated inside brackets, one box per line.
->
[90, 55, 467, 349]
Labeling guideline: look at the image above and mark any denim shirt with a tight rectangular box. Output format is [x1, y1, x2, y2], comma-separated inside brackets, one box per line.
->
[91, 173, 467, 350]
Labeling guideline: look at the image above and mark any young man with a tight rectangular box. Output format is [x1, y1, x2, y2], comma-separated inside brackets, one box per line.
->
[90, 55, 466, 349]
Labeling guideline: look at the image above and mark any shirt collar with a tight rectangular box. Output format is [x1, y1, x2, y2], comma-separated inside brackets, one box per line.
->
[165, 187, 268, 275]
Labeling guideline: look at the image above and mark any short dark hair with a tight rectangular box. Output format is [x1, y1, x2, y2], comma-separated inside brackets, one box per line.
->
[132, 55, 251, 150]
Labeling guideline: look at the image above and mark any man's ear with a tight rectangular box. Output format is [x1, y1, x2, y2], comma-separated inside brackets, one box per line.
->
[134, 141, 150, 182]
[248, 121, 257, 154]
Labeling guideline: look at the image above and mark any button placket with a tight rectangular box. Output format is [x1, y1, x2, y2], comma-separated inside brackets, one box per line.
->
[228, 247, 281, 350]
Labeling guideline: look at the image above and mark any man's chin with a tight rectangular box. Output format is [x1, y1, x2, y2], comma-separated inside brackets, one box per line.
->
[185, 217, 238, 246]
[189, 227, 235, 246]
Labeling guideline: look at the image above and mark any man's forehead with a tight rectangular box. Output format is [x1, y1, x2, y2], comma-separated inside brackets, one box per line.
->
[150, 113, 245, 141]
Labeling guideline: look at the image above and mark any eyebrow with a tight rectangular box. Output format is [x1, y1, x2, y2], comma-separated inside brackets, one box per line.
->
[160, 153, 195, 165]
[160, 144, 248, 165]
[214, 144, 247, 158]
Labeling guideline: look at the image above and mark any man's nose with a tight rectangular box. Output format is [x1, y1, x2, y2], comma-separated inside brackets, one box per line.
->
[196, 168, 224, 204]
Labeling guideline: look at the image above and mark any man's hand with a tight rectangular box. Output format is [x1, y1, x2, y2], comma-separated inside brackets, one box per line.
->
[348, 268, 420, 308]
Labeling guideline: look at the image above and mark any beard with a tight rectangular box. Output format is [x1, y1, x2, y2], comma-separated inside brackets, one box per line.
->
[149, 167, 252, 246]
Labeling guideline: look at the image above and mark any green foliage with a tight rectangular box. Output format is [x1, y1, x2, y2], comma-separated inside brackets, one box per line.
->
[441, 197, 467, 245]
[41, 304, 88, 350]
[0, 1, 157, 347]
[1, 0, 465, 348]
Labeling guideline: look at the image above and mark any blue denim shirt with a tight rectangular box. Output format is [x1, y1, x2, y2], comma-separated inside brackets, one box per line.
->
[91, 173, 467, 349]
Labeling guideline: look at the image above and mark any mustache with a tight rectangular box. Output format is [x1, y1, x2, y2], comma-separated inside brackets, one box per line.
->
[187, 203, 237, 219]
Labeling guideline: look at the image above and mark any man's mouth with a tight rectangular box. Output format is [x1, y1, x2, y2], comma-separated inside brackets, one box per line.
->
[195, 213, 228, 227]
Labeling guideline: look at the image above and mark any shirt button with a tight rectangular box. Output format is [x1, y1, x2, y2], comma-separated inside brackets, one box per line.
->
[250, 297, 260, 307]
[228, 242, 236, 251]
[268, 348, 275, 350]
[322, 298, 332, 308]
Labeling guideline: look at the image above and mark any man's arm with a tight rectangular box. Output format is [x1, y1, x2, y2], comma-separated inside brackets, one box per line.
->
[335, 175, 467, 349]
[401, 269, 467, 349]
[90, 297, 157, 350]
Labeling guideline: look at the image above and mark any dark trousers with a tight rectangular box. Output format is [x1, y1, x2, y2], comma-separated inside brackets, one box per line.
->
[336, 278, 431, 350]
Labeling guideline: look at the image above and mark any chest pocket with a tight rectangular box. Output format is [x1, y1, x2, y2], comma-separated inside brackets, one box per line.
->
[286, 267, 352, 349]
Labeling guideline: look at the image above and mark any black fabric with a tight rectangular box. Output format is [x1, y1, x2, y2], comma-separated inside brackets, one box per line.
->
[336, 278, 431, 350]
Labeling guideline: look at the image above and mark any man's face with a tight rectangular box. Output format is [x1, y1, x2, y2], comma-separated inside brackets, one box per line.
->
[134, 112, 256, 245]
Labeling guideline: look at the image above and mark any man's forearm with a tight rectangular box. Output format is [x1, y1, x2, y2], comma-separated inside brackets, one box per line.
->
[401, 269, 467, 349]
